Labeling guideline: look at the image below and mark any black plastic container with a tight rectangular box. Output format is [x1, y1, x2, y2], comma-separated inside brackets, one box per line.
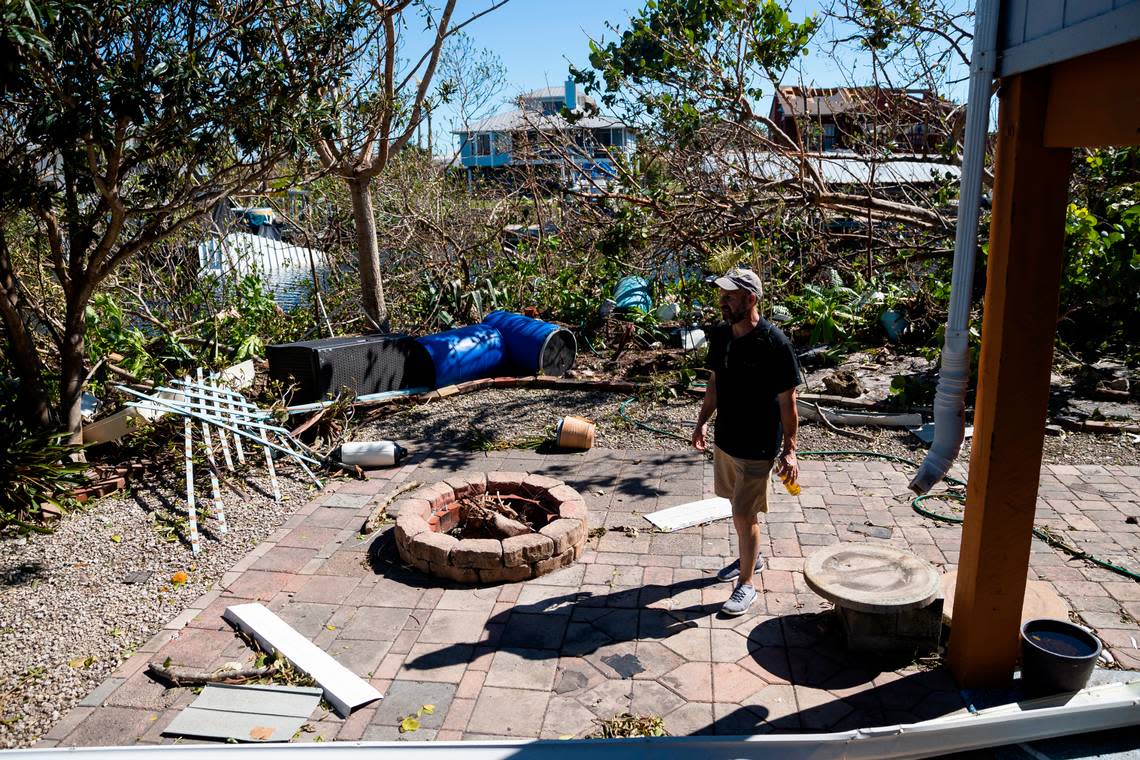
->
[1020, 618, 1101, 697]
[267, 334, 434, 404]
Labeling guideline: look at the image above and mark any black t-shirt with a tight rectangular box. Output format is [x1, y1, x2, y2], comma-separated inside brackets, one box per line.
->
[705, 318, 800, 460]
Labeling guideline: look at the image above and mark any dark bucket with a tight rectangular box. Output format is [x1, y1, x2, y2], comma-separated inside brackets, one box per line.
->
[1020, 618, 1101, 697]
[482, 310, 577, 377]
[415, 324, 505, 387]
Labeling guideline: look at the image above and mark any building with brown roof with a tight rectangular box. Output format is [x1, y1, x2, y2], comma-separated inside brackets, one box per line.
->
[768, 86, 962, 154]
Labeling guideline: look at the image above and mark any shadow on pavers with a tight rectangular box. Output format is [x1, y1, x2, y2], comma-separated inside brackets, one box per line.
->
[697, 665, 963, 736]
[393, 444, 689, 500]
[399, 576, 729, 671]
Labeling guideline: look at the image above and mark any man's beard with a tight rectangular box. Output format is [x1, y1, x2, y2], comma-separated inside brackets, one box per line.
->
[721, 303, 749, 324]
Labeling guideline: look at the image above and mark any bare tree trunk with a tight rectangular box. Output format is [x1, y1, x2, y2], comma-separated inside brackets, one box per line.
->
[348, 176, 388, 331]
[0, 230, 54, 429]
[59, 305, 87, 445]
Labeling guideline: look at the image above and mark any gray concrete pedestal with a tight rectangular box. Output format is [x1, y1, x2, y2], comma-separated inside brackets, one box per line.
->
[804, 543, 943, 654]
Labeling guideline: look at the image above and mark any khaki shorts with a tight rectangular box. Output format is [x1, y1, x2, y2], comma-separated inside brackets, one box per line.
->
[713, 446, 774, 518]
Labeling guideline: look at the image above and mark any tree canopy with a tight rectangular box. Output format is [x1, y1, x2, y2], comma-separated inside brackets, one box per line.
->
[0, 0, 365, 434]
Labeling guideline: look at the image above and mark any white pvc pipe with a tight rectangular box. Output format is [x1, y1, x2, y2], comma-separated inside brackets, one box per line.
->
[909, 0, 1000, 495]
[11, 679, 1140, 758]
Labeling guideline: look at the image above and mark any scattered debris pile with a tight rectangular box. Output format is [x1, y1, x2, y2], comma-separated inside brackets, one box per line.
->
[445, 490, 556, 540]
[589, 713, 668, 738]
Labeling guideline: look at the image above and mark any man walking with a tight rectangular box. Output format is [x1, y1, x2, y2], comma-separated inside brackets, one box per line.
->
[692, 267, 800, 616]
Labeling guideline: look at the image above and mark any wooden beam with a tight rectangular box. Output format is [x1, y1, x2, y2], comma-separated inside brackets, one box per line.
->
[1044, 38, 1140, 148]
[946, 70, 1073, 688]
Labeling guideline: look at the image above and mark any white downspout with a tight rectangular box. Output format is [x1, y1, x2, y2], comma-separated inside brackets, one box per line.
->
[909, 0, 1001, 495]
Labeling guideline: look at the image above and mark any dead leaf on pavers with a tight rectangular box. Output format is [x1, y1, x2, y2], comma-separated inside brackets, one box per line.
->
[249, 726, 274, 741]
[399, 715, 421, 733]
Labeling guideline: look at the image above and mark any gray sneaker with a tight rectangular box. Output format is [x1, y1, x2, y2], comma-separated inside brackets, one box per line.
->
[721, 583, 757, 617]
[716, 555, 765, 582]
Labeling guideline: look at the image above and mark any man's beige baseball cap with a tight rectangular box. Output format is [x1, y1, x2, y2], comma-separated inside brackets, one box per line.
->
[711, 267, 763, 298]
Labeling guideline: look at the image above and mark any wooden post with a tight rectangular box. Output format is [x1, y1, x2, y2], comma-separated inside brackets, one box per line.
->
[946, 70, 1073, 687]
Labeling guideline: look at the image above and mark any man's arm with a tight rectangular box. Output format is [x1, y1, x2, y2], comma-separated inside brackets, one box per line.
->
[692, 371, 717, 451]
[776, 387, 799, 482]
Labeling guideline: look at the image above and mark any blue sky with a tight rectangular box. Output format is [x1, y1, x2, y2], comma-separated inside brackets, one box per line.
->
[443, 0, 829, 91]
[409, 0, 968, 154]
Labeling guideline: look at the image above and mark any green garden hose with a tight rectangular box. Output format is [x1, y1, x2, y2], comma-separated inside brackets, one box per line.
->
[617, 396, 1140, 583]
[618, 396, 692, 443]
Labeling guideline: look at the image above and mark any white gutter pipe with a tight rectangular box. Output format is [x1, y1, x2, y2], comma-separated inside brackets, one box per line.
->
[9, 679, 1140, 759]
[909, 0, 1001, 495]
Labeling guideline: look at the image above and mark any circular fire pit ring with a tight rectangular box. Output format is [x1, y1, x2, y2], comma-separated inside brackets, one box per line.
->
[393, 472, 589, 584]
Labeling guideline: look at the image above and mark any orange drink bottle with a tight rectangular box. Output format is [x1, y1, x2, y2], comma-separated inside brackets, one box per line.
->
[780, 470, 801, 496]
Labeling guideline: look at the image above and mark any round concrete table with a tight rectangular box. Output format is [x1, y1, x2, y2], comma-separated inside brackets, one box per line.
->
[803, 543, 940, 614]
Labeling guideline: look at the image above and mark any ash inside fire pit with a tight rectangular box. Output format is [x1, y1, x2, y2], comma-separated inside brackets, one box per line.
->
[393, 472, 589, 584]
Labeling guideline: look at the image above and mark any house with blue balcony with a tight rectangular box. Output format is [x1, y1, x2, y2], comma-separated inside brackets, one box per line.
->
[454, 77, 634, 189]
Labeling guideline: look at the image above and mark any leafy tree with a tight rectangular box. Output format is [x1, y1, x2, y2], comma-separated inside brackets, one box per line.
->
[1060, 148, 1140, 358]
[0, 0, 364, 438]
[299, 0, 510, 331]
[569, 0, 959, 282]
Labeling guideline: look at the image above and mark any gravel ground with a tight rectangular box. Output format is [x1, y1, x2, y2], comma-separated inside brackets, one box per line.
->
[0, 460, 316, 749]
[358, 387, 1140, 467]
[4, 386, 1136, 750]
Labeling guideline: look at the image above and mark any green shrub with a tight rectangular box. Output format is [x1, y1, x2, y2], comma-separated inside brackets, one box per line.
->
[0, 388, 88, 535]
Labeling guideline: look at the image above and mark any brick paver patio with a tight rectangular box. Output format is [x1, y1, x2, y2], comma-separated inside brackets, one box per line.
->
[39, 448, 1140, 747]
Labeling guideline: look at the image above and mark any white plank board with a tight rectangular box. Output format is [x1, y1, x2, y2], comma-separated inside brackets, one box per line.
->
[644, 497, 732, 532]
[163, 683, 321, 743]
[223, 603, 382, 717]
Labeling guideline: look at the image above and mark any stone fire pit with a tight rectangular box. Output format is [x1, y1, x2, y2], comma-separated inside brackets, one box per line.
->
[393, 472, 588, 583]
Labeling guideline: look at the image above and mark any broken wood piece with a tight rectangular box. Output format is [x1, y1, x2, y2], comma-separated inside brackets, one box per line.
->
[488, 492, 550, 509]
[223, 602, 382, 717]
[1054, 416, 1140, 435]
[290, 406, 329, 439]
[644, 497, 732, 532]
[798, 392, 882, 410]
[489, 513, 531, 537]
[797, 402, 923, 428]
[362, 480, 423, 534]
[147, 661, 277, 687]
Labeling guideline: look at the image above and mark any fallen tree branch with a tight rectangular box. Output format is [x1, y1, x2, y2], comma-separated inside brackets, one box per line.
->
[808, 401, 874, 443]
[106, 363, 143, 383]
[146, 661, 277, 687]
[290, 406, 329, 439]
[361, 479, 423, 534]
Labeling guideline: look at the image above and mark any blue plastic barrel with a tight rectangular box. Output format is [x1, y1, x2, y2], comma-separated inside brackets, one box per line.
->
[415, 324, 505, 387]
[614, 275, 652, 312]
[482, 311, 577, 377]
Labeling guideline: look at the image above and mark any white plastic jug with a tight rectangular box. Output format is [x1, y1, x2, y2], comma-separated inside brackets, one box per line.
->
[339, 440, 408, 468]
[681, 328, 706, 351]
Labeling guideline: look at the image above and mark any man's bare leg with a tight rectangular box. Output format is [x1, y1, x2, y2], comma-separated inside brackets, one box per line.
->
[733, 513, 761, 587]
